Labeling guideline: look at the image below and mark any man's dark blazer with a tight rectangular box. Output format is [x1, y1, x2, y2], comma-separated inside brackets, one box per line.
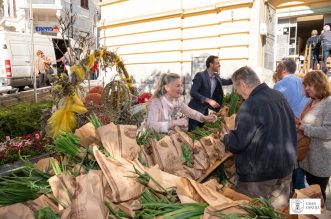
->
[188, 69, 232, 115]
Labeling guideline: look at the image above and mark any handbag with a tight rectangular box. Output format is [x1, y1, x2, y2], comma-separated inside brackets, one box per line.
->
[296, 129, 310, 161]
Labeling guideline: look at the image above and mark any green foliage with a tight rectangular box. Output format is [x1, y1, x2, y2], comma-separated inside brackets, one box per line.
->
[0, 144, 53, 166]
[228, 88, 239, 116]
[0, 158, 51, 205]
[0, 101, 53, 141]
[136, 129, 164, 146]
[88, 112, 103, 128]
[180, 144, 193, 168]
[35, 207, 60, 219]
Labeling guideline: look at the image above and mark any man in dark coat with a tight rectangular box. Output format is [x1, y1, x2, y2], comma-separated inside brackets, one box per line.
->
[220, 66, 297, 209]
[188, 55, 232, 131]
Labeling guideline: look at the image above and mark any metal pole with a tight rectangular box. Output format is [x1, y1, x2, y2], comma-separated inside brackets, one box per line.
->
[30, 0, 37, 103]
[70, 1, 73, 39]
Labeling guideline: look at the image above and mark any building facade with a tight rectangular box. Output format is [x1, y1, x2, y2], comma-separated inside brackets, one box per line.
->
[0, 0, 100, 43]
[98, 0, 331, 90]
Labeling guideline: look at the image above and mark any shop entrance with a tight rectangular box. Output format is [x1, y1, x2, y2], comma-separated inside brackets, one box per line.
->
[297, 15, 324, 57]
[276, 14, 326, 71]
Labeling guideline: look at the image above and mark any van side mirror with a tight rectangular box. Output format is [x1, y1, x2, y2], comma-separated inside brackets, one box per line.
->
[2, 44, 7, 49]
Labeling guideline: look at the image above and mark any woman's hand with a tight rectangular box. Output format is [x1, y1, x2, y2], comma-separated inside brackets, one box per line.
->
[169, 118, 188, 128]
[203, 114, 217, 122]
[298, 123, 305, 131]
[296, 119, 305, 131]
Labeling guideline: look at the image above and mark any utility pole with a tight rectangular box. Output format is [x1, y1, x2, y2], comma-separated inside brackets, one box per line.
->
[70, 0, 73, 40]
[30, 0, 37, 103]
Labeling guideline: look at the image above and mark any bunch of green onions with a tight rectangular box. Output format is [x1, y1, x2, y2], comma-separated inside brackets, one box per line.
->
[0, 160, 51, 205]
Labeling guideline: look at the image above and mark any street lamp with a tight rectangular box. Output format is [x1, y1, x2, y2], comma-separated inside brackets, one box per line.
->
[29, 0, 37, 103]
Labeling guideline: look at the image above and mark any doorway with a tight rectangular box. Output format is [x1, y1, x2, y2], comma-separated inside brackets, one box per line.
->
[297, 15, 324, 56]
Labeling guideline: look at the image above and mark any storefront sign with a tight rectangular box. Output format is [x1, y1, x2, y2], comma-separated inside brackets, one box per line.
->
[35, 25, 59, 33]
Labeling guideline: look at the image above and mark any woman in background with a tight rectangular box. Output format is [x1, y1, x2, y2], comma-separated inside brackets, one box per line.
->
[298, 70, 331, 201]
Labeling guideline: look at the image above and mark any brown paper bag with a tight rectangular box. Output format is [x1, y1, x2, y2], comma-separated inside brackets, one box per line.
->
[191, 140, 210, 171]
[0, 194, 60, 219]
[49, 170, 109, 219]
[198, 136, 217, 163]
[168, 132, 186, 157]
[223, 157, 236, 179]
[75, 122, 101, 147]
[177, 177, 235, 208]
[174, 165, 203, 180]
[221, 187, 252, 201]
[293, 185, 331, 219]
[173, 127, 211, 171]
[26, 194, 60, 214]
[138, 144, 155, 167]
[223, 114, 236, 131]
[97, 123, 138, 160]
[93, 146, 145, 202]
[150, 137, 182, 173]
[35, 157, 59, 174]
[115, 199, 140, 218]
[0, 203, 35, 219]
[218, 106, 229, 117]
[48, 174, 75, 210]
[173, 127, 194, 146]
[209, 134, 231, 159]
[146, 165, 182, 193]
[203, 179, 224, 192]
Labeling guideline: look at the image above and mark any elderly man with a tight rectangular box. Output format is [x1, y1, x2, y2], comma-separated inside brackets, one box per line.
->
[319, 25, 331, 63]
[274, 58, 309, 118]
[220, 66, 297, 208]
[274, 58, 309, 190]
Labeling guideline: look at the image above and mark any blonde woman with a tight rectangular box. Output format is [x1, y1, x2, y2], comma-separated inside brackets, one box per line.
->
[145, 73, 217, 133]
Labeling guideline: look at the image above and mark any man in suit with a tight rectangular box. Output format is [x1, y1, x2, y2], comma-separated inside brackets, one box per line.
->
[188, 55, 232, 131]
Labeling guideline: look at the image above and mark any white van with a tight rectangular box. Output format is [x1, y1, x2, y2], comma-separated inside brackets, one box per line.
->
[0, 31, 57, 92]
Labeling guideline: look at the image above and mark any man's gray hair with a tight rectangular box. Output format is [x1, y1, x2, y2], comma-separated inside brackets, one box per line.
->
[232, 66, 261, 87]
[280, 57, 297, 74]
[324, 25, 330, 31]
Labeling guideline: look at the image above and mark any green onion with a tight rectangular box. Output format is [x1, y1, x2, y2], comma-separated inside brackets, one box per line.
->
[88, 112, 103, 128]
[0, 158, 51, 205]
[180, 144, 193, 168]
[35, 207, 60, 219]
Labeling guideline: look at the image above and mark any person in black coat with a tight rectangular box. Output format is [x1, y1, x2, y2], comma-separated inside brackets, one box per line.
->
[188, 55, 232, 131]
[306, 29, 320, 70]
[220, 66, 297, 208]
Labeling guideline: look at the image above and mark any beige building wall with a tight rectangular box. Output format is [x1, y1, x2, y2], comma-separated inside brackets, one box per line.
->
[99, 0, 269, 90]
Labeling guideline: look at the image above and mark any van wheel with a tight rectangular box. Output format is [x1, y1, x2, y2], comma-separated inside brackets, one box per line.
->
[18, 86, 25, 92]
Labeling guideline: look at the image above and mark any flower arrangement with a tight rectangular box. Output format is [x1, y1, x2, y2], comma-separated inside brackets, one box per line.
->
[0, 131, 52, 165]
[137, 92, 152, 104]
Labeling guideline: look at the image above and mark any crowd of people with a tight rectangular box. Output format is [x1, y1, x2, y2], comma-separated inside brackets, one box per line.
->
[35, 47, 98, 87]
[306, 24, 331, 71]
[143, 55, 331, 208]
